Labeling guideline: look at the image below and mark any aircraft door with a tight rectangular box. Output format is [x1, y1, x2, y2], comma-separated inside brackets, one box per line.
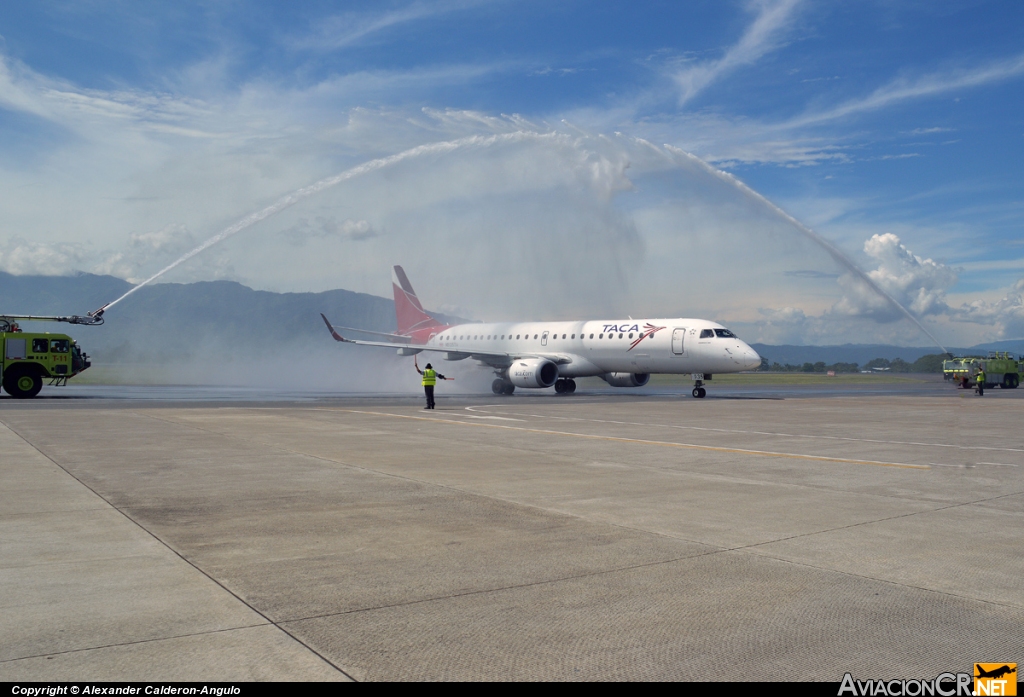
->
[672, 328, 685, 355]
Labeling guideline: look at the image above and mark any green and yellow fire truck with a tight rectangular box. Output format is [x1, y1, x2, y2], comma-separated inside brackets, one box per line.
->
[1, 313, 102, 398]
[942, 357, 973, 383]
[943, 352, 1020, 389]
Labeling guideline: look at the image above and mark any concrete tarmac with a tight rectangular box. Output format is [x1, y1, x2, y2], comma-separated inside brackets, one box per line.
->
[1, 381, 1022, 681]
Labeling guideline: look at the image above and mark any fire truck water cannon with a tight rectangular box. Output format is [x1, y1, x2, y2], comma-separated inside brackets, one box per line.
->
[1, 311, 103, 399]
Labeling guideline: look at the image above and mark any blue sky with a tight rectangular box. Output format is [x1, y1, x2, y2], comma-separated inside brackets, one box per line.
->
[1, 1, 1022, 346]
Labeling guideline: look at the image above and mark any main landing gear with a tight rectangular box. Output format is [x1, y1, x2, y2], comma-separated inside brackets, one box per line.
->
[554, 378, 576, 395]
[492, 379, 516, 395]
[691, 379, 706, 399]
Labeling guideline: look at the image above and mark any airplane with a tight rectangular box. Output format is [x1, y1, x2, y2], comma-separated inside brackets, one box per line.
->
[321, 265, 761, 398]
[975, 665, 1016, 680]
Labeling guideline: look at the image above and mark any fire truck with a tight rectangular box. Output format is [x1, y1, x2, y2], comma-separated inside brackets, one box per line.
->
[943, 352, 1020, 390]
[1, 313, 103, 398]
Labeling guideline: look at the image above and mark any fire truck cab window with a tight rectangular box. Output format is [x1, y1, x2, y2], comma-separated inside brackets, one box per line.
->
[32, 339, 49, 353]
[50, 339, 70, 353]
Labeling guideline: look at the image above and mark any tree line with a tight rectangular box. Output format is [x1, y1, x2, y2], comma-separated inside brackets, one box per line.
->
[758, 354, 947, 374]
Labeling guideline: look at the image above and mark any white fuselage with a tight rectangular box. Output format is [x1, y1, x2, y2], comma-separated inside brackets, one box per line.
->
[425, 318, 761, 377]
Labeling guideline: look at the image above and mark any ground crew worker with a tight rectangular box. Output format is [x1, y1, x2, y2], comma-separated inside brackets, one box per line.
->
[414, 355, 447, 409]
[975, 364, 986, 396]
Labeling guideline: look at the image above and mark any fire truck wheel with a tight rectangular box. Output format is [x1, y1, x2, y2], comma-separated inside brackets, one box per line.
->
[2, 367, 43, 399]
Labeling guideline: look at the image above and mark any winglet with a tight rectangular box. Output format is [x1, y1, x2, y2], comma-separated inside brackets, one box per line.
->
[320, 313, 349, 343]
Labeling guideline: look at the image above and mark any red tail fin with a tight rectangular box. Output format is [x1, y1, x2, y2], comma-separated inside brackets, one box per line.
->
[393, 265, 445, 336]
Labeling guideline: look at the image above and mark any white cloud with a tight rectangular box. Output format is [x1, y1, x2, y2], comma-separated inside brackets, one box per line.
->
[289, 0, 490, 52]
[782, 53, 1024, 129]
[0, 237, 88, 276]
[831, 233, 958, 320]
[951, 278, 1024, 339]
[282, 217, 378, 246]
[672, 0, 803, 106]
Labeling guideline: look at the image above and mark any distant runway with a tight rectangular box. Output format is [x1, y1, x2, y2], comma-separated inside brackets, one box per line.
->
[0, 372, 1006, 407]
[2, 381, 1022, 680]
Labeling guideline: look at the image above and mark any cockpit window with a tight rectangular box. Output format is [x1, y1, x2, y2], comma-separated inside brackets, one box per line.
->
[714, 329, 736, 338]
[699, 329, 714, 339]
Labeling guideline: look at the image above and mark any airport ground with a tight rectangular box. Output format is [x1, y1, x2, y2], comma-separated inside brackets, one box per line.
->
[1, 374, 1022, 681]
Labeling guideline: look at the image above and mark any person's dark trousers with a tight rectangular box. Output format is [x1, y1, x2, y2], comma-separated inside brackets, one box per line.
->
[424, 385, 435, 408]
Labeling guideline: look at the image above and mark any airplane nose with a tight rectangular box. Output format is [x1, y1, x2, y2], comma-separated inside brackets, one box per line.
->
[742, 345, 761, 370]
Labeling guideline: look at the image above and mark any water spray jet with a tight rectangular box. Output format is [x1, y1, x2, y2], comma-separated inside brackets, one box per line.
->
[90, 131, 559, 317]
[85, 123, 948, 356]
[661, 144, 948, 354]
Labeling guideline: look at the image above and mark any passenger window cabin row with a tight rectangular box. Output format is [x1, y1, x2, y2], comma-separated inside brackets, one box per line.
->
[439, 332, 641, 341]
[438, 328, 732, 342]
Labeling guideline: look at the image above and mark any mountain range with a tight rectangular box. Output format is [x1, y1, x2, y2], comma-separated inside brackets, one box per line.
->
[2, 272, 1020, 372]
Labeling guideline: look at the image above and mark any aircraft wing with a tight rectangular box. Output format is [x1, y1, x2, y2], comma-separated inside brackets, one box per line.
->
[327, 324, 413, 342]
[321, 314, 573, 365]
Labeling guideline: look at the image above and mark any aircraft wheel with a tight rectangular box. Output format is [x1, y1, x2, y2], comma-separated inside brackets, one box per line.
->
[554, 380, 566, 394]
[698, 387, 706, 398]
[567, 379, 576, 394]
[692, 387, 701, 398]
[492, 379, 505, 395]
[2, 367, 43, 399]
[503, 383, 516, 395]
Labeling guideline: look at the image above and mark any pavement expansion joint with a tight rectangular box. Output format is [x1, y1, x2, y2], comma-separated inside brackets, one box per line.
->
[132, 409, 733, 550]
[1, 416, 358, 682]
[135, 409, 1024, 614]
[0, 624, 273, 665]
[135, 407, 1022, 562]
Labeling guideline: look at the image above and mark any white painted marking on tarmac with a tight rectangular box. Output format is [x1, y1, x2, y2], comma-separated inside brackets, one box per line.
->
[977, 462, 1020, 467]
[463, 405, 1024, 454]
[464, 415, 525, 421]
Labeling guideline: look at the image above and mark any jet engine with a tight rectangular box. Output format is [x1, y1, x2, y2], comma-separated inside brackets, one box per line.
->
[601, 372, 650, 387]
[508, 358, 559, 388]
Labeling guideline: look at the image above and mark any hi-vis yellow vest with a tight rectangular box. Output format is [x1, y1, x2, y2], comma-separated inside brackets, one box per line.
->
[422, 368, 437, 386]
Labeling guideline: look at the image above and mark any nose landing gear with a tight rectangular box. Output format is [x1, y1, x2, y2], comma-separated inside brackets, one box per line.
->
[691, 379, 706, 399]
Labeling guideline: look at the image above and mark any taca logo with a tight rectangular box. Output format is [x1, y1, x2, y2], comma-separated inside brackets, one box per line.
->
[603, 323, 641, 333]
